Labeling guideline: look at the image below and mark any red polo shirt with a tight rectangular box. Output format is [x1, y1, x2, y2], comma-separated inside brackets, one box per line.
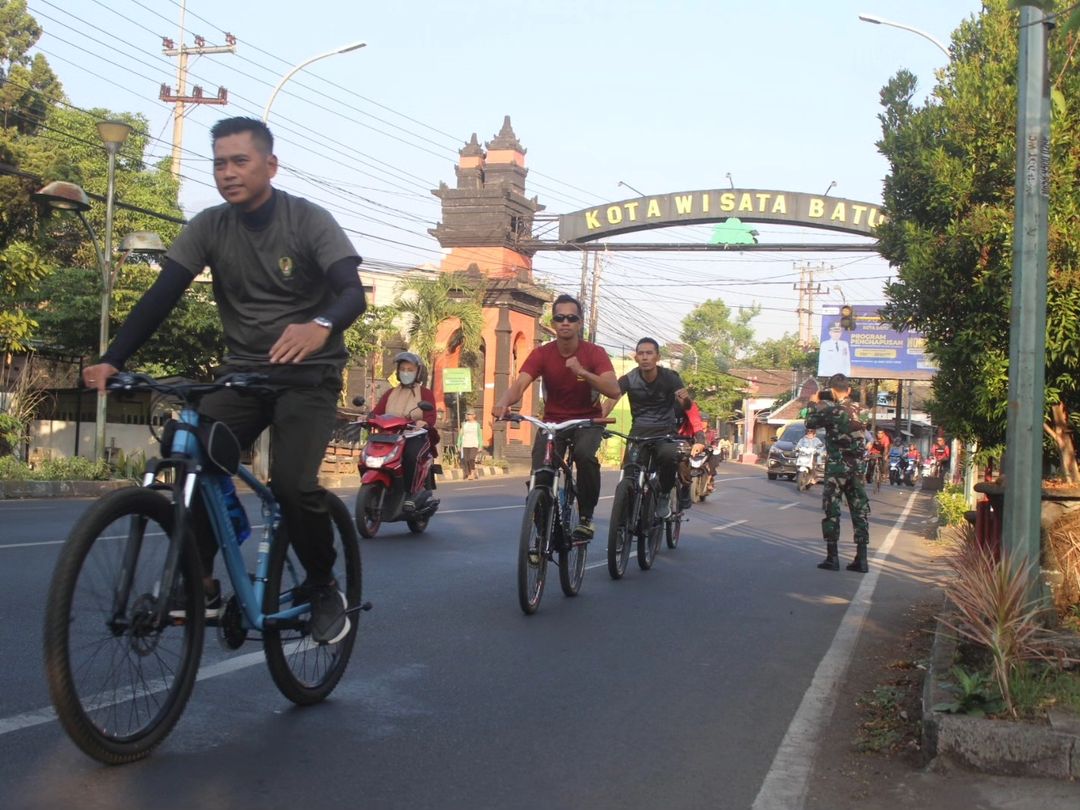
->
[519, 340, 614, 421]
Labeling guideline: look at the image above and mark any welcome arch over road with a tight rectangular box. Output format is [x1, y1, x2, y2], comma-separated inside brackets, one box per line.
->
[549, 188, 885, 252]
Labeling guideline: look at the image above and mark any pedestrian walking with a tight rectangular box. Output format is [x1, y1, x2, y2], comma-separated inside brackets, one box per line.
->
[805, 373, 871, 573]
[457, 409, 483, 480]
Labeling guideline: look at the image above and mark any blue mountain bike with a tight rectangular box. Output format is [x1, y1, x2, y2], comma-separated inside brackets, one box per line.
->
[43, 373, 364, 764]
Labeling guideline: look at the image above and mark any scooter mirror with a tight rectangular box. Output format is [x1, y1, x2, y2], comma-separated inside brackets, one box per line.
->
[417, 401, 435, 412]
[352, 396, 365, 407]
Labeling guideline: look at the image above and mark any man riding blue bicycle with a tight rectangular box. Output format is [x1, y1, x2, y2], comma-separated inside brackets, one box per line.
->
[602, 337, 694, 518]
[490, 294, 620, 541]
[81, 116, 366, 644]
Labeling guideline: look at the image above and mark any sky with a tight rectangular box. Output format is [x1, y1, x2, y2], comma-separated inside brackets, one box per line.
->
[29, 0, 986, 355]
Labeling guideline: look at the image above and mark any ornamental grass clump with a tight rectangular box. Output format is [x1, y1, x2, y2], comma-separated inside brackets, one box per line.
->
[940, 526, 1052, 716]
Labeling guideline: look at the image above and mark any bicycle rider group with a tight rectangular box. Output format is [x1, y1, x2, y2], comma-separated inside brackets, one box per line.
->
[45, 117, 721, 763]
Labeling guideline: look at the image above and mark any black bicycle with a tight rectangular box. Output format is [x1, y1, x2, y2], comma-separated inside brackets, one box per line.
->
[43, 373, 364, 764]
[503, 413, 611, 615]
[605, 430, 685, 578]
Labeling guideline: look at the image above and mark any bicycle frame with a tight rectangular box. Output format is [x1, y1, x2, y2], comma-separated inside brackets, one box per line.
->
[137, 403, 307, 633]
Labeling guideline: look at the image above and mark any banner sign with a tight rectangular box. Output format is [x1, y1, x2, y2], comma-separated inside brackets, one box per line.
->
[559, 188, 886, 242]
[442, 367, 473, 393]
[817, 305, 938, 381]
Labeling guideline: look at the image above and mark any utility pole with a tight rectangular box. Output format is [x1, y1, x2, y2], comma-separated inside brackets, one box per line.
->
[160, 0, 235, 181]
[579, 248, 590, 325]
[588, 250, 604, 342]
[1003, 4, 1051, 602]
[793, 262, 828, 348]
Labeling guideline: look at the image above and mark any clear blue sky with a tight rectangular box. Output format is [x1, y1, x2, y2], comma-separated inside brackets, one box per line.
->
[31, 0, 984, 353]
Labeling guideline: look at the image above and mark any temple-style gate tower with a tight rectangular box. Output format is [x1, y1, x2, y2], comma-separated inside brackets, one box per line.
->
[430, 116, 550, 462]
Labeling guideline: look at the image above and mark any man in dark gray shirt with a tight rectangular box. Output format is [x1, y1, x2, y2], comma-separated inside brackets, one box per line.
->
[82, 117, 366, 644]
[602, 337, 692, 518]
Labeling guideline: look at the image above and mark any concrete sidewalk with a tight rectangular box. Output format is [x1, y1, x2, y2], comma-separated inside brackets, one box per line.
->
[801, 490, 1080, 810]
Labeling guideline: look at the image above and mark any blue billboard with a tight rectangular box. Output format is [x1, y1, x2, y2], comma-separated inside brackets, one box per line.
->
[817, 305, 937, 381]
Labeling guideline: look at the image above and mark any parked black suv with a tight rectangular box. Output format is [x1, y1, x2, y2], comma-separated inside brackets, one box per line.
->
[766, 421, 807, 480]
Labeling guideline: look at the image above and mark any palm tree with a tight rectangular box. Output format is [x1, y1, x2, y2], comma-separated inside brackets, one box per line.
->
[342, 304, 402, 405]
[394, 272, 484, 388]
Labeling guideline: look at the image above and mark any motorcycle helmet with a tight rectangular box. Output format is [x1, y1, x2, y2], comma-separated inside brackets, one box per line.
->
[392, 351, 427, 386]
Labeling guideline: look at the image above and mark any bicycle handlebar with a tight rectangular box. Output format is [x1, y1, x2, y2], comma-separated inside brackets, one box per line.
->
[602, 429, 686, 445]
[498, 413, 614, 434]
[104, 371, 272, 403]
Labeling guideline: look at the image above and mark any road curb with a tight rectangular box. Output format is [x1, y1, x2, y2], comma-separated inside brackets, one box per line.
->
[0, 480, 135, 499]
[922, 612, 1080, 779]
[318, 464, 515, 489]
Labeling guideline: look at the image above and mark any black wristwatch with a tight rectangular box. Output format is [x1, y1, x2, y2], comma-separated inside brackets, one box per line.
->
[312, 316, 333, 330]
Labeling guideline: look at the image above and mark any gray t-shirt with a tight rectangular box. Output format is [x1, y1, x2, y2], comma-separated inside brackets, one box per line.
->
[619, 366, 686, 433]
[166, 189, 360, 367]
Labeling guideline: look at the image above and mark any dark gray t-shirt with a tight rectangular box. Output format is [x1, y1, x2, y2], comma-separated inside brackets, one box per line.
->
[619, 367, 686, 433]
[166, 189, 360, 367]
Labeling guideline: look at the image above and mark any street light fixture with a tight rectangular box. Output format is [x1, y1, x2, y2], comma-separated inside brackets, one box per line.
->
[857, 13, 950, 59]
[34, 119, 138, 461]
[262, 41, 367, 122]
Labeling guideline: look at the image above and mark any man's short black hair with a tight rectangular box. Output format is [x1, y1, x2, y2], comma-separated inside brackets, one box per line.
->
[211, 117, 274, 154]
[827, 373, 851, 392]
[552, 294, 583, 317]
[636, 337, 660, 352]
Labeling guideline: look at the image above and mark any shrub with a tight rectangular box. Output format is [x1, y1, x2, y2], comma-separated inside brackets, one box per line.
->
[0, 455, 111, 481]
[940, 532, 1054, 716]
[935, 483, 969, 526]
[34, 457, 112, 481]
[0, 455, 32, 480]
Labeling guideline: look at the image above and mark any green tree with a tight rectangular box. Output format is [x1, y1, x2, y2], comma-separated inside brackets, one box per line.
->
[343, 303, 402, 400]
[394, 272, 483, 387]
[680, 298, 759, 372]
[744, 332, 818, 372]
[876, 0, 1080, 479]
[681, 367, 744, 425]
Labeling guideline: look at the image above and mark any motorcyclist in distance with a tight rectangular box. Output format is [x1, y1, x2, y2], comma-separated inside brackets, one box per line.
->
[370, 351, 438, 491]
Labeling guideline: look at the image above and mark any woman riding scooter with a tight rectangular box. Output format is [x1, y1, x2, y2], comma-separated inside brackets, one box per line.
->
[369, 352, 438, 496]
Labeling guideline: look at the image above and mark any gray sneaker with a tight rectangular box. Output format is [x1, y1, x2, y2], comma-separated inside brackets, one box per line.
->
[308, 582, 351, 645]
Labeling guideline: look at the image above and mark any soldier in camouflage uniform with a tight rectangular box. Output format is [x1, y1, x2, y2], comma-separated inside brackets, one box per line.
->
[804, 373, 871, 572]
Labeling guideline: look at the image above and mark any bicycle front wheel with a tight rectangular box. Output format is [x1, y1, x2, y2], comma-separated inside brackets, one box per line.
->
[517, 487, 550, 614]
[264, 493, 362, 705]
[637, 487, 662, 570]
[43, 487, 205, 765]
[607, 478, 634, 580]
[557, 483, 587, 597]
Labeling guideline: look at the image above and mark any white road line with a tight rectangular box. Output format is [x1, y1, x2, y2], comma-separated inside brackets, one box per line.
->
[439, 504, 525, 515]
[778, 502, 801, 511]
[709, 519, 748, 533]
[751, 490, 919, 810]
[0, 644, 307, 738]
[454, 485, 504, 491]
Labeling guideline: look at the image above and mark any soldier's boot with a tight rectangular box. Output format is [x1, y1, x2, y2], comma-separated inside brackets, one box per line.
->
[817, 541, 840, 571]
[846, 543, 869, 573]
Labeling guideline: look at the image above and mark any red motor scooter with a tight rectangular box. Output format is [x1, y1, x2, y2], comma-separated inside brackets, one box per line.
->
[352, 398, 442, 538]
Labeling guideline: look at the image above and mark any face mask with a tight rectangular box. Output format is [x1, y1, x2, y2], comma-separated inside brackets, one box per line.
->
[398, 370, 417, 386]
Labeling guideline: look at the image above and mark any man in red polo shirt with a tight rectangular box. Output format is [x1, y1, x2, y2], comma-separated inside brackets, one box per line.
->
[492, 294, 620, 539]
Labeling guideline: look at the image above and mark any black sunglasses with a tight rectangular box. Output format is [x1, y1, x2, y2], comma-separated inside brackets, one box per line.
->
[553, 314, 581, 323]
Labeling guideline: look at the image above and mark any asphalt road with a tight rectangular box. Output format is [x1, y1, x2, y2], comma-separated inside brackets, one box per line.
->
[0, 465, 925, 810]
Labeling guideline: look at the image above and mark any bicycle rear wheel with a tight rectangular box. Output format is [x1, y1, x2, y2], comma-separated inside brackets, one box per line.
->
[637, 487, 662, 570]
[43, 487, 204, 764]
[607, 478, 634, 579]
[264, 493, 362, 705]
[557, 481, 587, 596]
[517, 487, 550, 614]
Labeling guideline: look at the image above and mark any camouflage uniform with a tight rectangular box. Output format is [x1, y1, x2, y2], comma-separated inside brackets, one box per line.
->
[805, 397, 870, 546]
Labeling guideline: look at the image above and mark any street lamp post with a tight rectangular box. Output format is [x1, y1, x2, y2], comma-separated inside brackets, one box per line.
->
[262, 41, 367, 122]
[857, 13, 950, 59]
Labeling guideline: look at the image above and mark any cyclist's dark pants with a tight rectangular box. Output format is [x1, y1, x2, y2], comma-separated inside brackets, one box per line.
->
[530, 425, 604, 518]
[620, 434, 682, 494]
[192, 365, 342, 586]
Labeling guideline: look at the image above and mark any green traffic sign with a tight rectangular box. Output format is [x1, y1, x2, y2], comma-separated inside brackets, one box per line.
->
[443, 368, 472, 393]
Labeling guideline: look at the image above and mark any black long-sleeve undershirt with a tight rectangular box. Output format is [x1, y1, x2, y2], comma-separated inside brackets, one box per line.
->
[101, 256, 366, 369]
